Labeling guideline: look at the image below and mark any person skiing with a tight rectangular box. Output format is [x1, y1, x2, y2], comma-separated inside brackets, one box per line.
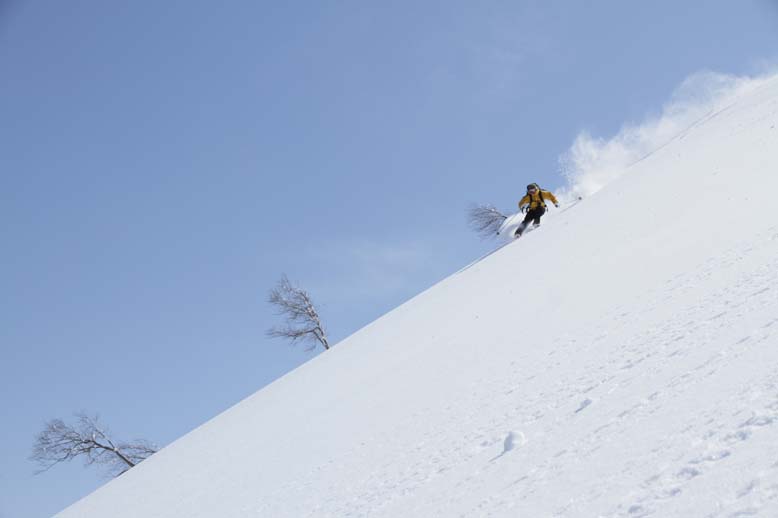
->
[514, 183, 559, 237]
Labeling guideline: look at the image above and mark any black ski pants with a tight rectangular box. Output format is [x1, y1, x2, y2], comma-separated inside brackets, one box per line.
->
[516, 206, 545, 235]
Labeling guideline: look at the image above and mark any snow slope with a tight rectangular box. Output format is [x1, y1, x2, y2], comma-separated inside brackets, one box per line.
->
[57, 75, 778, 517]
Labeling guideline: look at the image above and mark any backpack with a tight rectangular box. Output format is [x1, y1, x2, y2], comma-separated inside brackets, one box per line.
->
[527, 183, 546, 208]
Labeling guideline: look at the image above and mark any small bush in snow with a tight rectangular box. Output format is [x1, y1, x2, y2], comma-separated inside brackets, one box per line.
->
[468, 204, 509, 239]
[267, 275, 330, 351]
[31, 413, 157, 478]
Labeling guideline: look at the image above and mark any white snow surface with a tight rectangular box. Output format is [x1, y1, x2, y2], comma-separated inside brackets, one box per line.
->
[58, 75, 778, 517]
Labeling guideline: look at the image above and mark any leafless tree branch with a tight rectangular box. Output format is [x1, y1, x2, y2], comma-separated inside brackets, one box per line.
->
[267, 275, 330, 351]
[31, 412, 157, 478]
[468, 204, 509, 239]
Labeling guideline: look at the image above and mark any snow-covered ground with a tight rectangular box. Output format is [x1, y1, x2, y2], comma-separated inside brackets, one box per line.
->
[57, 74, 778, 517]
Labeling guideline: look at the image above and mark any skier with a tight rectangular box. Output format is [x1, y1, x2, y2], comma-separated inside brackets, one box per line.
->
[514, 183, 559, 237]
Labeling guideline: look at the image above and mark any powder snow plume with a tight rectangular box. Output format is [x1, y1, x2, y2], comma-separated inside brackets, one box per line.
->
[557, 71, 776, 202]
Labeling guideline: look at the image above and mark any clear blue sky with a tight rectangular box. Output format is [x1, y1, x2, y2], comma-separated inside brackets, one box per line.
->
[2, 1, 777, 516]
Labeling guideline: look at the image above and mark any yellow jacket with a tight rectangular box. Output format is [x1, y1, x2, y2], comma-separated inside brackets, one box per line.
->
[519, 189, 558, 211]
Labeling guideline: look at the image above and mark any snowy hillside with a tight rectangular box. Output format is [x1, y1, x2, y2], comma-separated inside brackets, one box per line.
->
[57, 74, 778, 517]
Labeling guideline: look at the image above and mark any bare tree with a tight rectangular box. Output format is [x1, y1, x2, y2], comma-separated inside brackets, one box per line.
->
[31, 413, 157, 477]
[468, 204, 509, 239]
[267, 275, 330, 351]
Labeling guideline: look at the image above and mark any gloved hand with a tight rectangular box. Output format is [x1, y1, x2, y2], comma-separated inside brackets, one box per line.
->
[520, 206, 527, 214]
[554, 203, 560, 208]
